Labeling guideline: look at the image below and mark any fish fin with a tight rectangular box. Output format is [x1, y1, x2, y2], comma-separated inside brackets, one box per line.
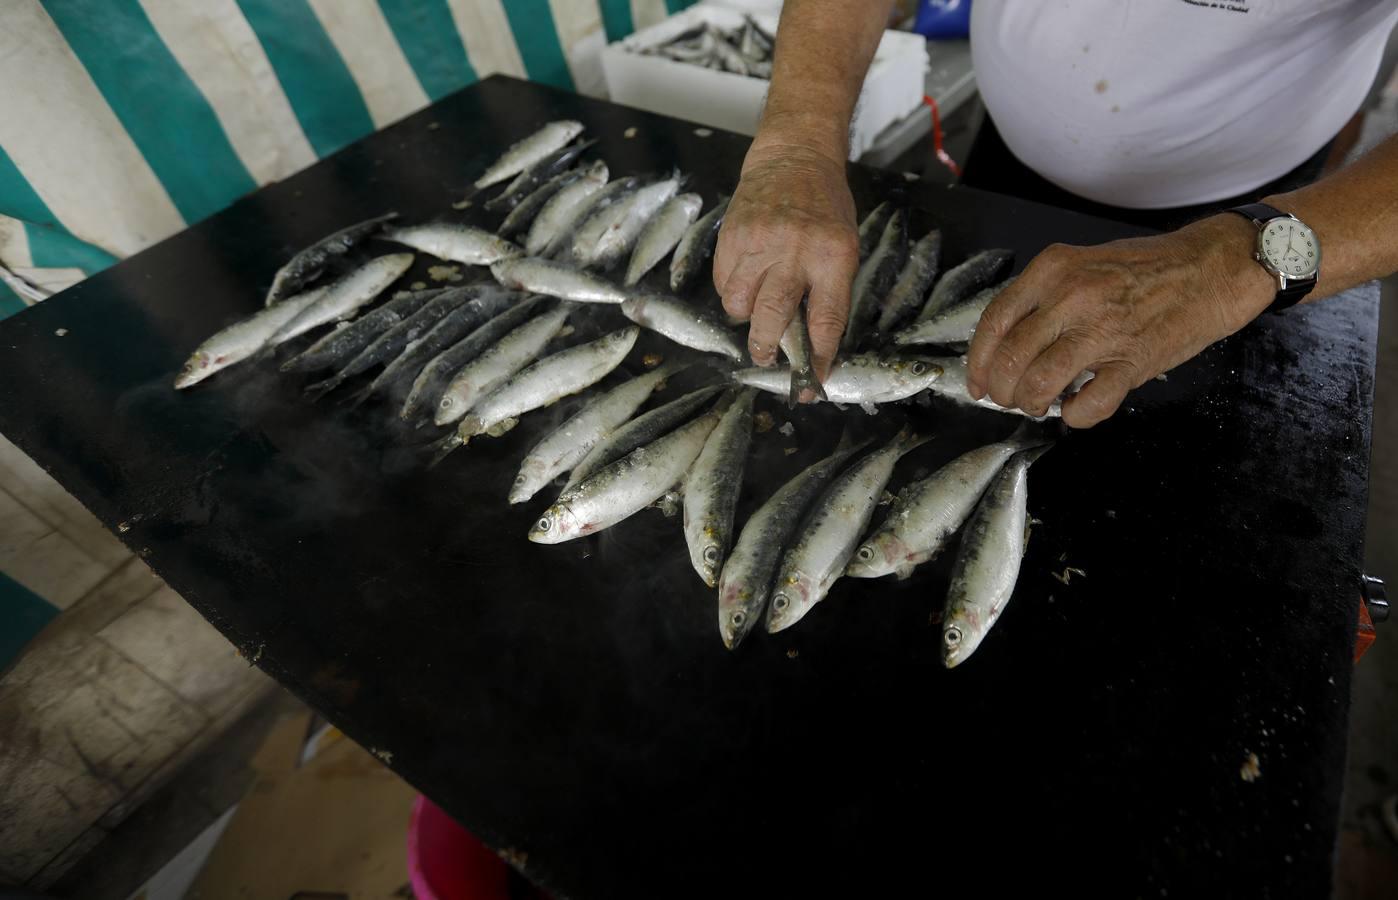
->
[1017, 442, 1055, 468]
[891, 424, 934, 456]
[893, 563, 916, 581]
[859, 401, 879, 416]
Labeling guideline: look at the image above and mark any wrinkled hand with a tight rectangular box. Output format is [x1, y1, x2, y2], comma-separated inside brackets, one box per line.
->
[967, 214, 1277, 428]
[714, 142, 859, 379]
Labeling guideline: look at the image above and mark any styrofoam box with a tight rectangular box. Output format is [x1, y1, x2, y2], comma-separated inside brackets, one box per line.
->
[601, 6, 928, 160]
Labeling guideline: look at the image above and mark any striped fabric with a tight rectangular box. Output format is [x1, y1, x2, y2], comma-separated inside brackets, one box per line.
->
[0, 0, 699, 318]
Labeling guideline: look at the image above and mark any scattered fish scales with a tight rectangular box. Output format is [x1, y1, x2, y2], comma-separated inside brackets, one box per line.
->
[766, 428, 930, 634]
[264, 212, 398, 307]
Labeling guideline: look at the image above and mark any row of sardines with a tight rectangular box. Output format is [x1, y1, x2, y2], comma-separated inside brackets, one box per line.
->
[175, 119, 1060, 666]
[630, 16, 776, 79]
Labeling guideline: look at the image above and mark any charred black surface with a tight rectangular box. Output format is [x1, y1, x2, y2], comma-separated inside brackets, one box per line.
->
[0, 76, 1378, 898]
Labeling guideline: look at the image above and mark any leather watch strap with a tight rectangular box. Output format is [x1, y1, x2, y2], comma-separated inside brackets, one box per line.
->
[1225, 202, 1313, 311]
[1228, 201, 1289, 226]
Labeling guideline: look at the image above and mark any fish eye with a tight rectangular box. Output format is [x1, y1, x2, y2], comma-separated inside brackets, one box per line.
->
[536, 516, 551, 532]
[944, 626, 962, 647]
[439, 397, 453, 409]
[513, 475, 526, 486]
[730, 611, 746, 628]
[856, 545, 874, 561]
[702, 545, 720, 566]
[911, 361, 928, 376]
[773, 594, 789, 611]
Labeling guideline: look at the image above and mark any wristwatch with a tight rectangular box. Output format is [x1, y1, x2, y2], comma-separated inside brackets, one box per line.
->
[1225, 202, 1320, 310]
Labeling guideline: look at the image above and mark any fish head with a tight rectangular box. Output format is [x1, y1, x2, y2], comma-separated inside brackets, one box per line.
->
[887, 354, 945, 391]
[434, 387, 473, 426]
[528, 503, 583, 544]
[717, 579, 764, 650]
[845, 532, 906, 579]
[688, 524, 726, 589]
[941, 607, 989, 669]
[765, 571, 815, 634]
[509, 463, 547, 505]
[489, 261, 520, 287]
[174, 351, 216, 390]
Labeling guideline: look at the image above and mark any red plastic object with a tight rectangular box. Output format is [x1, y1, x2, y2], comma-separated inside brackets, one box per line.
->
[407, 795, 550, 900]
[1355, 599, 1376, 663]
[923, 94, 961, 178]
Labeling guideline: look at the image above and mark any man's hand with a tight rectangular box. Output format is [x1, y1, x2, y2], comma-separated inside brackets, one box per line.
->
[714, 139, 859, 379]
[965, 214, 1277, 428]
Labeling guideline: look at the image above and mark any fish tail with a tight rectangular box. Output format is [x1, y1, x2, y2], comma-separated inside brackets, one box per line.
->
[302, 376, 342, 402]
[1017, 442, 1055, 468]
[787, 365, 826, 407]
[891, 423, 934, 455]
[426, 431, 465, 469]
[341, 382, 376, 410]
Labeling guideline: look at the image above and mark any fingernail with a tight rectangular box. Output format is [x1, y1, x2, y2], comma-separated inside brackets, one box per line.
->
[967, 379, 984, 399]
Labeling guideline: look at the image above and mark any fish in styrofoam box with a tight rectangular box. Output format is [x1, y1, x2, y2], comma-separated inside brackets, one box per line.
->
[601, 5, 928, 159]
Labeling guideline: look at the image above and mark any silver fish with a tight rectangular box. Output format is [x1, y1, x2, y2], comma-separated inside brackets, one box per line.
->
[345, 286, 521, 408]
[510, 363, 681, 504]
[874, 229, 943, 335]
[624, 193, 703, 286]
[529, 408, 723, 543]
[175, 289, 324, 389]
[670, 196, 728, 292]
[474, 120, 585, 189]
[620, 293, 743, 360]
[943, 444, 1051, 668]
[846, 436, 1031, 581]
[280, 288, 440, 373]
[733, 352, 943, 409]
[712, 32, 751, 75]
[683, 388, 756, 587]
[842, 208, 907, 351]
[453, 326, 640, 441]
[499, 165, 592, 239]
[490, 257, 628, 305]
[857, 202, 893, 261]
[779, 307, 826, 406]
[916, 248, 1014, 322]
[717, 434, 867, 649]
[400, 295, 549, 423]
[264, 212, 398, 306]
[893, 279, 1011, 348]
[571, 174, 681, 270]
[544, 176, 642, 259]
[566, 385, 726, 489]
[434, 305, 570, 426]
[924, 355, 1078, 419]
[268, 253, 415, 345]
[525, 161, 609, 255]
[382, 224, 521, 266]
[484, 139, 596, 212]
[767, 428, 930, 634]
[303, 287, 471, 400]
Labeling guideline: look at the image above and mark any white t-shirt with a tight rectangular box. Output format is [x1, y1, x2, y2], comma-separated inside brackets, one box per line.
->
[970, 0, 1398, 209]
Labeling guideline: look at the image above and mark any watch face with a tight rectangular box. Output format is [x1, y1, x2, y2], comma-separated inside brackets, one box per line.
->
[1259, 217, 1320, 279]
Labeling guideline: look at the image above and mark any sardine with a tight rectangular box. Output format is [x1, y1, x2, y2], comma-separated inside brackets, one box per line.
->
[381, 224, 521, 267]
[846, 436, 1031, 581]
[857, 202, 893, 261]
[571, 174, 681, 270]
[717, 433, 868, 649]
[893, 279, 1010, 347]
[484, 139, 596, 212]
[924, 355, 1077, 419]
[279, 288, 441, 374]
[683, 388, 757, 587]
[779, 307, 827, 406]
[767, 428, 930, 633]
[843, 209, 907, 350]
[268, 254, 415, 345]
[525, 161, 609, 256]
[345, 286, 521, 407]
[454, 326, 639, 441]
[543, 176, 642, 259]
[943, 444, 1051, 668]
[490, 257, 628, 305]
[624, 193, 703, 286]
[566, 385, 726, 489]
[475, 120, 585, 189]
[510, 363, 682, 505]
[264, 212, 398, 306]
[712, 33, 751, 75]
[499, 165, 592, 239]
[670, 196, 729, 292]
[400, 296, 549, 423]
[874, 229, 942, 335]
[529, 408, 723, 543]
[175, 290, 324, 389]
[620, 293, 743, 360]
[916, 248, 1014, 322]
[733, 352, 942, 409]
[434, 305, 570, 426]
[303, 287, 472, 400]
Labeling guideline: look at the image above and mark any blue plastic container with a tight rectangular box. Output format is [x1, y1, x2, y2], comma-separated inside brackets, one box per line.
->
[913, 0, 971, 39]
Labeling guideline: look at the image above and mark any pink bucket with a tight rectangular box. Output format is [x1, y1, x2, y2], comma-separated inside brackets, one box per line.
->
[406, 795, 551, 900]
